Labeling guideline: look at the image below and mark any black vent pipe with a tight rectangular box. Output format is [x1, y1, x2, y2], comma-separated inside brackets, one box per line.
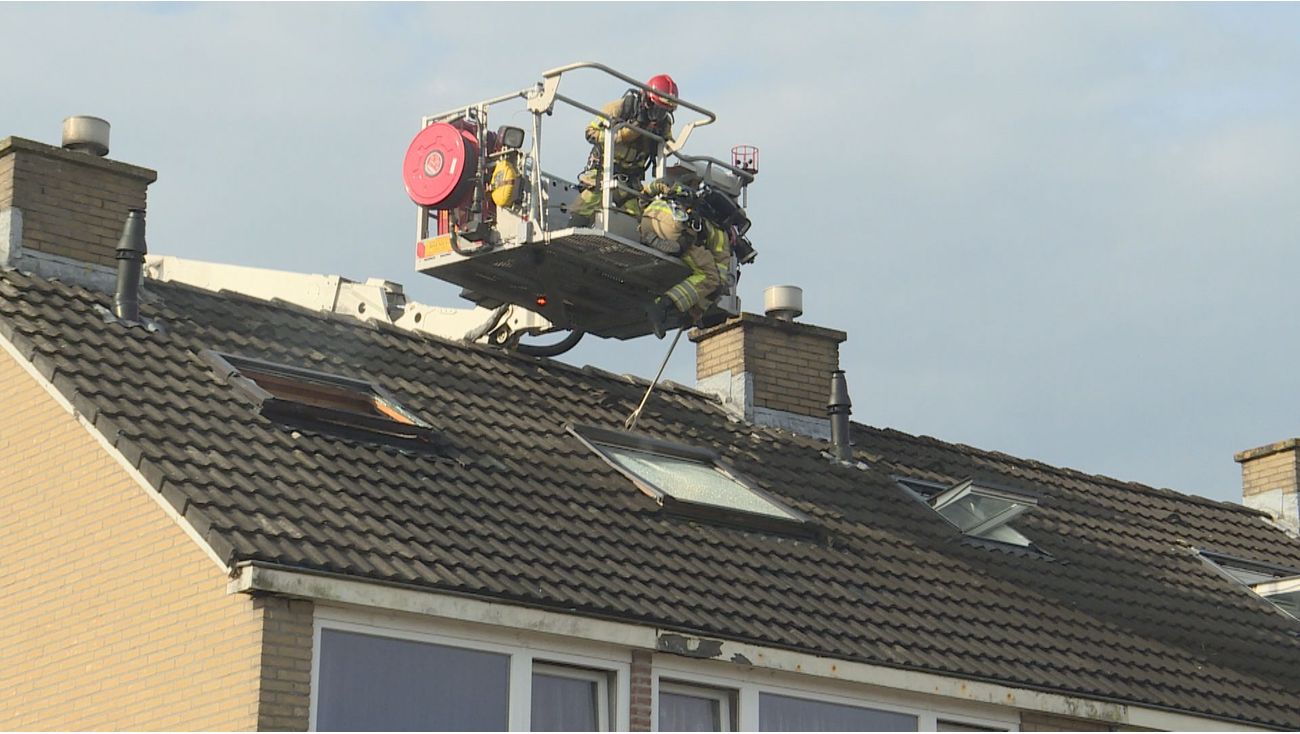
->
[828, 370, 853, 461]
[114, 209, 147, 321]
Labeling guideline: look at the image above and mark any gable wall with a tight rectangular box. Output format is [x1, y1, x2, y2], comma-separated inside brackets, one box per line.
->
[0, 348, 310, 730]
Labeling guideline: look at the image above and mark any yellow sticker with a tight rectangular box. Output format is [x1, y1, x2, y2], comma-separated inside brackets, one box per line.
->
[419, 235, 454, 259]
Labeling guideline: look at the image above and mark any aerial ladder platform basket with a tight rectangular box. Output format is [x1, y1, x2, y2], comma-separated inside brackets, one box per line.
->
[404, 62, 759, 345]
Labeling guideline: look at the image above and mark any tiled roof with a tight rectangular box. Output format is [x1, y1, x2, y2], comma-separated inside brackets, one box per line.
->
[3, 268, 1299, 729]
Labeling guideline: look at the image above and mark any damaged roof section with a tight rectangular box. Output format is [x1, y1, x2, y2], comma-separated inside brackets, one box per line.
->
[202, 350, 438, 450]
[4, 268, 1300, 730]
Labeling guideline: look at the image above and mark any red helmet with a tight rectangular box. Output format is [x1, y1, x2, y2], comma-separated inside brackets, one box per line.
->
[646, 74, 678, 110]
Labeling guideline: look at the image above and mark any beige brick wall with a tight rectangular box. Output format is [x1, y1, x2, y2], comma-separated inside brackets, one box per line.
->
[0, 348, 311, 730]
[1238, 445, 1299, 499]
[0, 153, 14, 206]
[0, 137, 155, 268]
[693, 314, 845, 419]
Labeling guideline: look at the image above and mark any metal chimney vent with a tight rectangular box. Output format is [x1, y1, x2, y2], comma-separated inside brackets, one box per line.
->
[62, 116, 110, 157]
[764, 285, 803, 321]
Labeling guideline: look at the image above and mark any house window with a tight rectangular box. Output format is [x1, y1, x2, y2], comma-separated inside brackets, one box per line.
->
[569, 424, 812, 536]
[758, 692, 918, 731]
[658, 681, 735, 731]
[532, 663, 611, 731]
[203, 351, 435, 446]
[901, 477, 1037, 547]
[315, 628, 509, 731]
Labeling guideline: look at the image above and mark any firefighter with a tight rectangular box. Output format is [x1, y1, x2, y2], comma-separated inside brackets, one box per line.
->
[639, 180, 733, 339]
[566, 74, 678, 228]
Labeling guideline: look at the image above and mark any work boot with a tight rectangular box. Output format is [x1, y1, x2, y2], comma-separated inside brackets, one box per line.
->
[647, 298, 674, 340]
[567, 211, 594, 228]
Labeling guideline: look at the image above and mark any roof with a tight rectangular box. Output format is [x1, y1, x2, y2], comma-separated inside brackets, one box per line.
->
[3, 267, 1300, 729]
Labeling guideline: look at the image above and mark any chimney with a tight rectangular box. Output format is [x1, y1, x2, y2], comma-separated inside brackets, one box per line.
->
[691, 285, 847, 439]
[1235, 439, 1300, 536]
[1, 117, 157, 275]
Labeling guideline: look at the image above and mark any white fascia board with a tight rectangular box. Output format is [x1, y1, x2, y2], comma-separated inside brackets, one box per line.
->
[0, 332, 231, 574]
[233, 564, 1265, 732]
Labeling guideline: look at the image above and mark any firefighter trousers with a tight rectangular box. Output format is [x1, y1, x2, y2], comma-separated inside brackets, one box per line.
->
[664, 237, 728, 317]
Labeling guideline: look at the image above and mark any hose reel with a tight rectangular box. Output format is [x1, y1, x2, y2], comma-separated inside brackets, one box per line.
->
[403, 122, 480, 209]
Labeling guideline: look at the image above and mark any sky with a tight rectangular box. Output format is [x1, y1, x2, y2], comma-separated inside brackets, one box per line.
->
[3, 2, 1298, 505]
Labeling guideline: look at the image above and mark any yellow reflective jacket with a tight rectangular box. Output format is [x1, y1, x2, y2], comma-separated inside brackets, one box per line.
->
[585, 93, 674, 174]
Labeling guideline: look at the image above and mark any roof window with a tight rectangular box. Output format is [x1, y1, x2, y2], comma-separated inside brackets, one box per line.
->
[1200, 550, 1300, 620]
[569, 424, 814, 538]
[204, 351, 435, 447]
[899, 477, 1037, 547]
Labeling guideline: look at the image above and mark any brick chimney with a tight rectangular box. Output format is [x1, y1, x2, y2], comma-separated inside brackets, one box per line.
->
[1, 125, 157, 277]
[1235, 439, 1300, 536]
[691, 286, 847, 439]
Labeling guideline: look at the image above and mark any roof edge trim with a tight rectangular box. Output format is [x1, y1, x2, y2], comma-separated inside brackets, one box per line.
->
[232, 563, 1269, 732]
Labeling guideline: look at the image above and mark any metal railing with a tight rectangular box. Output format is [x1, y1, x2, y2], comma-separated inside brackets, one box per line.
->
[415, 62, 750, 240]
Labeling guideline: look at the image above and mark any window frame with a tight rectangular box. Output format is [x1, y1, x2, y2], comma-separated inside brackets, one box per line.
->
[568, 423, 818, 539]
[532, 661, 613, 731]
[652, 657, 1017, 732]
[202, 350, 438, 448]
[310, 606, 630, 731]
[897, 476, 1039, 548]
[657, 679, 737, 732]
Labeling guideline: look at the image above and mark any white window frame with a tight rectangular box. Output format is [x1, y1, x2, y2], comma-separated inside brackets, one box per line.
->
[532, 661, 613, 731]
[653, 656, 1017, 732]
[310, 604, 630, 731]
[658, 679, 737, 732]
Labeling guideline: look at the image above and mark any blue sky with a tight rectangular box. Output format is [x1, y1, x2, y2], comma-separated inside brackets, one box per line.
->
[3, 2, 1298, 504]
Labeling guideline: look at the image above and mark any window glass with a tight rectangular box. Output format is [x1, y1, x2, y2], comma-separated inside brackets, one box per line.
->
[316, 629, 509, 731]
[531, 667, 605, 731]
[758, 693, 917, 732]
[594, 441, 798, 521]
[660, 691, 720, 731]
[934, 492, 1024, 534]
[928, 480, 1034, 546]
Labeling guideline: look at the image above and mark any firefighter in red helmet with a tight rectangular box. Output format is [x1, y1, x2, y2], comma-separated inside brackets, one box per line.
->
[566, 74, 678, 228]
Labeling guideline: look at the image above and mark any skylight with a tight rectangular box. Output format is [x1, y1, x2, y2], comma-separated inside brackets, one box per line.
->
[901, 477, 1038, 547]
[569, 424, 812, 536]
[203, 351, 435, 446]
[1200, 550, 1300, 620]
[1252, 576, 1300, 619]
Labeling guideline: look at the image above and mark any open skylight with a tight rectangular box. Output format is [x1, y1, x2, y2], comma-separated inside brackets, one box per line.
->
[1200, 550, 1300, 620]
[203, 350, 435, 447]
[569, 424, 812, 536]
[900, 477, 1038, 547]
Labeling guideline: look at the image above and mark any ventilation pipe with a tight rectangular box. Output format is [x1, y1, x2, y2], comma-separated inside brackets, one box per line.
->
[114, 209, 147, 321]
[828, 370, 852, 461]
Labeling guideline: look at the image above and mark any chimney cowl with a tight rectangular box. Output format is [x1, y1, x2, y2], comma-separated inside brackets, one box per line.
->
[62, 116, 111, 157]
[764, 285, 803, 321]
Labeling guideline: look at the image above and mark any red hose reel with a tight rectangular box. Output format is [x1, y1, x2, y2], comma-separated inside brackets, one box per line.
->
[403, 122, 480, 209]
